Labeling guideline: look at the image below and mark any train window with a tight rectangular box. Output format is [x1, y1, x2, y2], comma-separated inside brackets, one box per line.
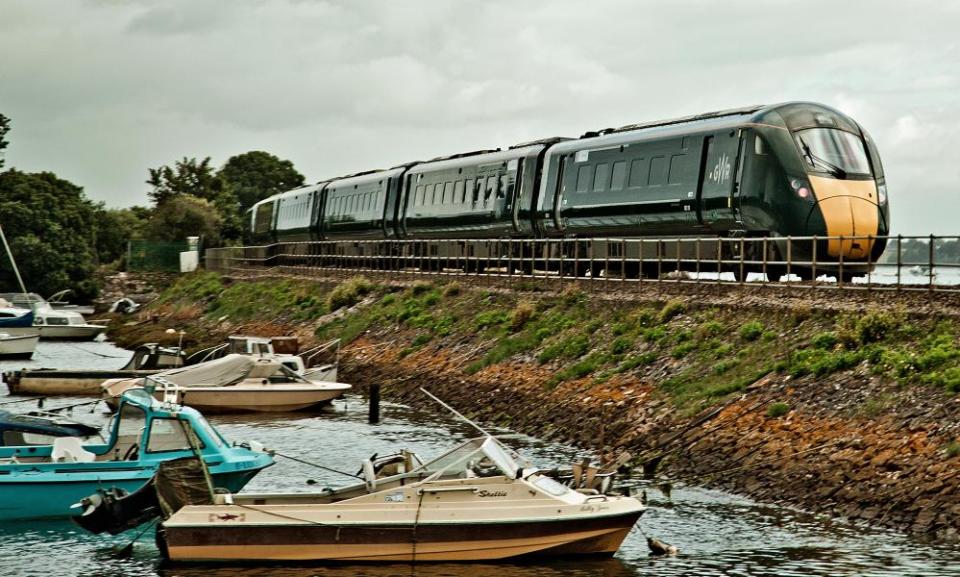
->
[454, 180, 465, 204]
[628, 159, 647, 188]
[668, 155, 686, 185]
[444, 182, 454, 204]
[425, 184, 435, 205]
[593, 163, 610, 192]
[649, 156, 666, 186]
[611, 161, 627, 191]
[463, 179, 473, 204]
[415, 185, 425, 206]
[576, 165, 592, 193]
[473, 180, 483, 205]
[754, 136, 766, 155]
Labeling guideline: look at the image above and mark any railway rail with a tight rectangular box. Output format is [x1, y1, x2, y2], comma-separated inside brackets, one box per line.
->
[206, 234, 960, 294]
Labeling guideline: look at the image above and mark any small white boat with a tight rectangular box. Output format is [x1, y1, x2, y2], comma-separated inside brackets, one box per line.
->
[0, 332, 39, 359]
[101, 354, 350, 413]
[0, 293, 104, 340]
[154, 435, 645, 563]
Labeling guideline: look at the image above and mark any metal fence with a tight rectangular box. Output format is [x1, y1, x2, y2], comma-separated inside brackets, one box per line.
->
[205, 235, 960, 293]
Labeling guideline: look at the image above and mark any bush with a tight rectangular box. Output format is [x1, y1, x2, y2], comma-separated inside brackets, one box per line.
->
[409, 280, 433, 296]
[854, 309, 901, 344]
[658, 299, 686, 324]
[610, 336, 633, 355]
[671, 341, 697, 359]
[618, 352, 657, 372]
[510, 301, 535, 331]
[767, 402, 790, 418]
[739, 321, 763, 342]
[812, 332, 839, 350]
[474, 310, 510, 331]
[442, 282, 461, 297]
[539, 334, 590, 363]
[326, 276, 373, 312]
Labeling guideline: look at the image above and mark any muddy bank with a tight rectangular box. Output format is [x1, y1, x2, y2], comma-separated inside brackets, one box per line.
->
[107, 272, 960, 542]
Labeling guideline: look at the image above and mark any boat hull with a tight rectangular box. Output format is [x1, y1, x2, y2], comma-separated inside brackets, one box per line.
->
[0, 334, 39, 359]
[160, 511, 642, 563]
[0, 467, 264, 522]
[4, 370, 160, 396]
[171, 387, 347, 413]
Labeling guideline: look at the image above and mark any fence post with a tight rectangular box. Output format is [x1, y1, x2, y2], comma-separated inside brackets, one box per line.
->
[895, 235, 902, 291]
[929, 234, 935, 292]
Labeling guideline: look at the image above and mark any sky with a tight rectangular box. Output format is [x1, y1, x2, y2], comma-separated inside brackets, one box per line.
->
[1, 0, 958, 235]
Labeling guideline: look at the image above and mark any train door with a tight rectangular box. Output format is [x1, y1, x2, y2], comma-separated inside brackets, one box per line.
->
[697, 130, 743, 231]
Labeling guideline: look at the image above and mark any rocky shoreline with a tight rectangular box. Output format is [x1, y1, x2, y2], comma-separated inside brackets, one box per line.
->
[106, 272, 960, 542]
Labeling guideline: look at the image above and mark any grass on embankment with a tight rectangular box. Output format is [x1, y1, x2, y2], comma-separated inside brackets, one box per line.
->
[144, 271, 960, 414]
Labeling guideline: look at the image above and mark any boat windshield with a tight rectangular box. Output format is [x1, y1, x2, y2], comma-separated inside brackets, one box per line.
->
[794, 128, 871, 177]
[417, 437, 523, 478]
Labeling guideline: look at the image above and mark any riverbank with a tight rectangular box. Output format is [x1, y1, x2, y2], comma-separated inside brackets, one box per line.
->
[107, 271, 960, 542]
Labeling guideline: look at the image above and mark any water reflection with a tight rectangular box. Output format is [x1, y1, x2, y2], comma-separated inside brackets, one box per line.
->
[2, 342, 960, 576]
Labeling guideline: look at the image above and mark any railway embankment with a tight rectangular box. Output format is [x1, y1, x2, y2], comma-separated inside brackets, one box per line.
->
[108, 271, 960, 542]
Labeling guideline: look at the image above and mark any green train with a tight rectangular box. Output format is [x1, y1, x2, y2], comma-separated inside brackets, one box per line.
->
[250, 102, 889, 279]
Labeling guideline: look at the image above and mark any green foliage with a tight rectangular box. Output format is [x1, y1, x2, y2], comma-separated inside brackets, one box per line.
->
[550, 352, 608, 385]
[617, 352, 657, 372]
[788, 348, 862, 377]
[474, 310, 510, 331]
[0, 169, 101, 299]
[945, 442, 960, 459]
[96, 207, 149, 266]
[658, 299, 685, 324]
[767, 402, 790, 418]
[510, 301, 535, 331]
[739, 321, 764, 341]
[158, 271, 224, 304]
[326, 277, 374, 312]
[0, 113, 9, 169]
[671, 341, 697, 359]
[146, 157, 241, 243]
[411, 334, 432, 347]
[713, 359, 738, 375]
[854, 309, 901, 344]
[610, 336, 633, 355]
[539, 334, 590, 363]
[812, 331, 839, 349]
[146, 195, 223, 246]
[697, 320, 724, 339]
[218, 151, 305, 216]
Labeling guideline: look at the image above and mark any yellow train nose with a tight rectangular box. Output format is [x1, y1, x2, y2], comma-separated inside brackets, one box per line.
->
[808, 176, 880, 259]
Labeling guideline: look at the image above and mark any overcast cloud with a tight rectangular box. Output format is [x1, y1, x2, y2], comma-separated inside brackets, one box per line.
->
[1, 0, 957, 234]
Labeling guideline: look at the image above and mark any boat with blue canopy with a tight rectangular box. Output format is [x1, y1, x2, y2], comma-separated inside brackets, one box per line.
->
[0, 409, 101, 446]
[0, 388, 273, 521]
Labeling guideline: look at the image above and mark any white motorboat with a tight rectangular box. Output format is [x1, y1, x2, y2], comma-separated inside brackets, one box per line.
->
[0, 332, 39, 359]
[152, 435, 645, 563]
[0, 293, 105, 340]
[101, 354, 350, 413]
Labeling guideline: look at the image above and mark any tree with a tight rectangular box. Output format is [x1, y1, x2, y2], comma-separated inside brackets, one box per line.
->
[145, 195, 223, 246]
[94, 206, 149, 266]
[0, 169, 100, 299]
[146, 157, 224, 205]
[219, 151, 304, 215]
[0, 114, 10, 169]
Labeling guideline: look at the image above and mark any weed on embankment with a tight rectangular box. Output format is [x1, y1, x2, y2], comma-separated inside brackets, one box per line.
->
[143, 273, 960, 414]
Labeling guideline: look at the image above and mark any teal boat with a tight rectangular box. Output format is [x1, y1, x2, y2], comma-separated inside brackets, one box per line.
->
[0, 389, 273, 521]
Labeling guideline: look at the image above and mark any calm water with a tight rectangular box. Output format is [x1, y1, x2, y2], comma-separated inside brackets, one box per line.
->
[1, 341, 959, 577]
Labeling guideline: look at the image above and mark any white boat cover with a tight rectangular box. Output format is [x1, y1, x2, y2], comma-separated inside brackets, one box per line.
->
[152, 354, 262, 388]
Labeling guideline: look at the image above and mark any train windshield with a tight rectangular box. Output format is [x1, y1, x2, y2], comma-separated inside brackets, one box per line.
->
[794, 128, 871, 178]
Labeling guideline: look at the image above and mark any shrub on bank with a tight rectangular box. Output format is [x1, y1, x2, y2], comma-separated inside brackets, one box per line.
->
[327, 276, 373, 311]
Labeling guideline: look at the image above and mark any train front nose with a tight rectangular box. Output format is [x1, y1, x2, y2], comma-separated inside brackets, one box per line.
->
[808, 175, 880, 259]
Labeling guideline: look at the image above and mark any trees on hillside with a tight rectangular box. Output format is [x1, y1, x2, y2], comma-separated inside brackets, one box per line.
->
[145, 195, 223, 245]
[0, 170, 101, 299]
[219, 151, 305, 216]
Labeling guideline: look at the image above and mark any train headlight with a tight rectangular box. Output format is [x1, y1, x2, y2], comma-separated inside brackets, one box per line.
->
[790, 178, 813, 202]
[877, 183, 888, 204]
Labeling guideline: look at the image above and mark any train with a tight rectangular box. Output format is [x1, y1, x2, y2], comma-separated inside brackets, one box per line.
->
[249, 102, 889, 280]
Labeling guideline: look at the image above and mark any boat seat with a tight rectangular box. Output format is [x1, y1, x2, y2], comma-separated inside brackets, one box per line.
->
[51, 437, 96, 463]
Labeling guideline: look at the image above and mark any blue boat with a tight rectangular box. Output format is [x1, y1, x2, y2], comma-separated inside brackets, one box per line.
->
[0, 307, 34, 330]
[0, 389, 274, 521]
[0, 410, 101, 446]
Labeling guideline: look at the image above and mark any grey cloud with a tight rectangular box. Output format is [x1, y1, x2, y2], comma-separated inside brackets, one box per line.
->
[0, 0, 957, 234]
